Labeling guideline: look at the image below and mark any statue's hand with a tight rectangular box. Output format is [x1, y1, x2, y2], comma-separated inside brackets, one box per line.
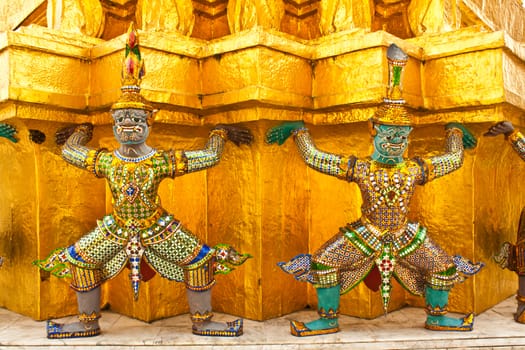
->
[484, 121, 515, 137]
[0, 123, 18, 143]
[265, 121, 305, 145]
[29, 130, 46, 144]
[55, 123, 93, 145]
[446, 122, 477, 149]
[215, 124, 253, 146]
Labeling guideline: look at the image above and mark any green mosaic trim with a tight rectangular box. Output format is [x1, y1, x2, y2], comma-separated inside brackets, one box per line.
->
[311, 262, 334, 271]
[397, 225, 426, 258]
[436, 266, 457, 277]
[341, 226, 374, 256]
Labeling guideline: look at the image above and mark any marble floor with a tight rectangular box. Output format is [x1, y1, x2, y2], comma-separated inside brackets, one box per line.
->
[1, 296, 525, 349]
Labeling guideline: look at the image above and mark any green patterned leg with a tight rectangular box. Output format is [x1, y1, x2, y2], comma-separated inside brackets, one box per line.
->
[424, 286, 474, 331]
[290, 284, 341, 337]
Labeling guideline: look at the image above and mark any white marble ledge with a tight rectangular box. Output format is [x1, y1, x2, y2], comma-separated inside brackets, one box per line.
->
[1, 296, 525, 349]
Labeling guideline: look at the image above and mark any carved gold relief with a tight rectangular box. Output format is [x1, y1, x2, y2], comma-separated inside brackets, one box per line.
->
[320, 0, 372, 35]
[227, 0, 284, 32]
[136, 0, 195, 35]
[47, 0, 105, 37]
[373, 0, 412, 38]
[407, 0, 461, 36]
[193, 0, 228, 19]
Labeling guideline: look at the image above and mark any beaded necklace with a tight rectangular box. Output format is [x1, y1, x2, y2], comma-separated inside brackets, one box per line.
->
[114, 148, 157, 163]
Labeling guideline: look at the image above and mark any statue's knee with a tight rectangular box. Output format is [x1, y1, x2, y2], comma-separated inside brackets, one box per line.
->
[70, 265, 103, 292]
[311, 262, 339, 288]
[183, 255, 216, 292]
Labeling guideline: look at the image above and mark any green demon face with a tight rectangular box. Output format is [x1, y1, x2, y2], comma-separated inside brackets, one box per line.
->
[371, 124, 412, 164]
[112, 108, 151, 145]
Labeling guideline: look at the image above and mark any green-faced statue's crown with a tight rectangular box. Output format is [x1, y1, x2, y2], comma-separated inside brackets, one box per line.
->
[111, 23, 154, 114]
[371, 43, 411, 126]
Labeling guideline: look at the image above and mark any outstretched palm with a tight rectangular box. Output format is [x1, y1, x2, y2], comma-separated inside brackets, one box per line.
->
[484, 121, 514, 137]
[215, 124, 254, 146]
[265, 121, 305, 145]
[0, 123, 18, 143]
[55, 123, 93, 146]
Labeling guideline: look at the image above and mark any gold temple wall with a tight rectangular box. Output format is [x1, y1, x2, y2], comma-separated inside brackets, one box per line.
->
[0, 19, 524, 322]
[0, 113, 108, 320]
[0, 120, 40, 318]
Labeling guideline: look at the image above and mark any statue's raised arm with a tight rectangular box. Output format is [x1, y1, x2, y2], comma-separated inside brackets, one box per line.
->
[182, 124, 253, 174]
[416, 122, 477, 184]
[59, 123, 98, 171]
[485, 120, 525, 161]
[266, 120, 353, 179]
[485, 119, 525, 323]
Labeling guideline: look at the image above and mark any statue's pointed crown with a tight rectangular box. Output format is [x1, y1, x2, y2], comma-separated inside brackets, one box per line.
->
[111, 23, 154, 112]
[371, 43, 411, 126]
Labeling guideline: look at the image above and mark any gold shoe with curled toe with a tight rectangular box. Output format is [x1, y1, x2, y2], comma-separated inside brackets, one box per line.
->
[290, 319, 340, 337]
[515, 294, 525, 323]
[424, 313, 474, 331]
[192, 319, 243, 337]
[46, 320, 101, 339]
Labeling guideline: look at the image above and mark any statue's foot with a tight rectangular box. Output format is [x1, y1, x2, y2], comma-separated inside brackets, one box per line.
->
[46, 320, 101, 339]
[515, 303, 525, 323]
[424, 313, 474, 331]
[290, 318, 339, 337]
[192, 319, 243, 337]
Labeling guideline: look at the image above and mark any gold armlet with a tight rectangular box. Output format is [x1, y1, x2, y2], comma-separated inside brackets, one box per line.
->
[86, 149, 105, 175]
[508, 130, 524, 143]
[292, 128, 308, 138]
[210, 128, 228, 141]
[424, 158, 435, 175]
[417, 157, 435, 183]
[337, 156, 356, 180]
[173, 150, 188, 176]
[445, 127, 463, 137]
[74, 125, 91, 134]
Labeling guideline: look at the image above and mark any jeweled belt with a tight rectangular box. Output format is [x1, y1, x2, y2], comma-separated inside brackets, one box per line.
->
[113, 208, 164, 229]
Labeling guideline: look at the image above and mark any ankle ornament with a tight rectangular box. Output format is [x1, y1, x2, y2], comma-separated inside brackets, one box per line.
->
[191, 310, 213, 324]
[318, 307, 339, 319]
[78, 311, 101, 324]
[425, 303, 447, 316]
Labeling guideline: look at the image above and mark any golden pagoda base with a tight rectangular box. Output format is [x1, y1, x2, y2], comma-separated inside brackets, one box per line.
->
[0, 25, 523, 322]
